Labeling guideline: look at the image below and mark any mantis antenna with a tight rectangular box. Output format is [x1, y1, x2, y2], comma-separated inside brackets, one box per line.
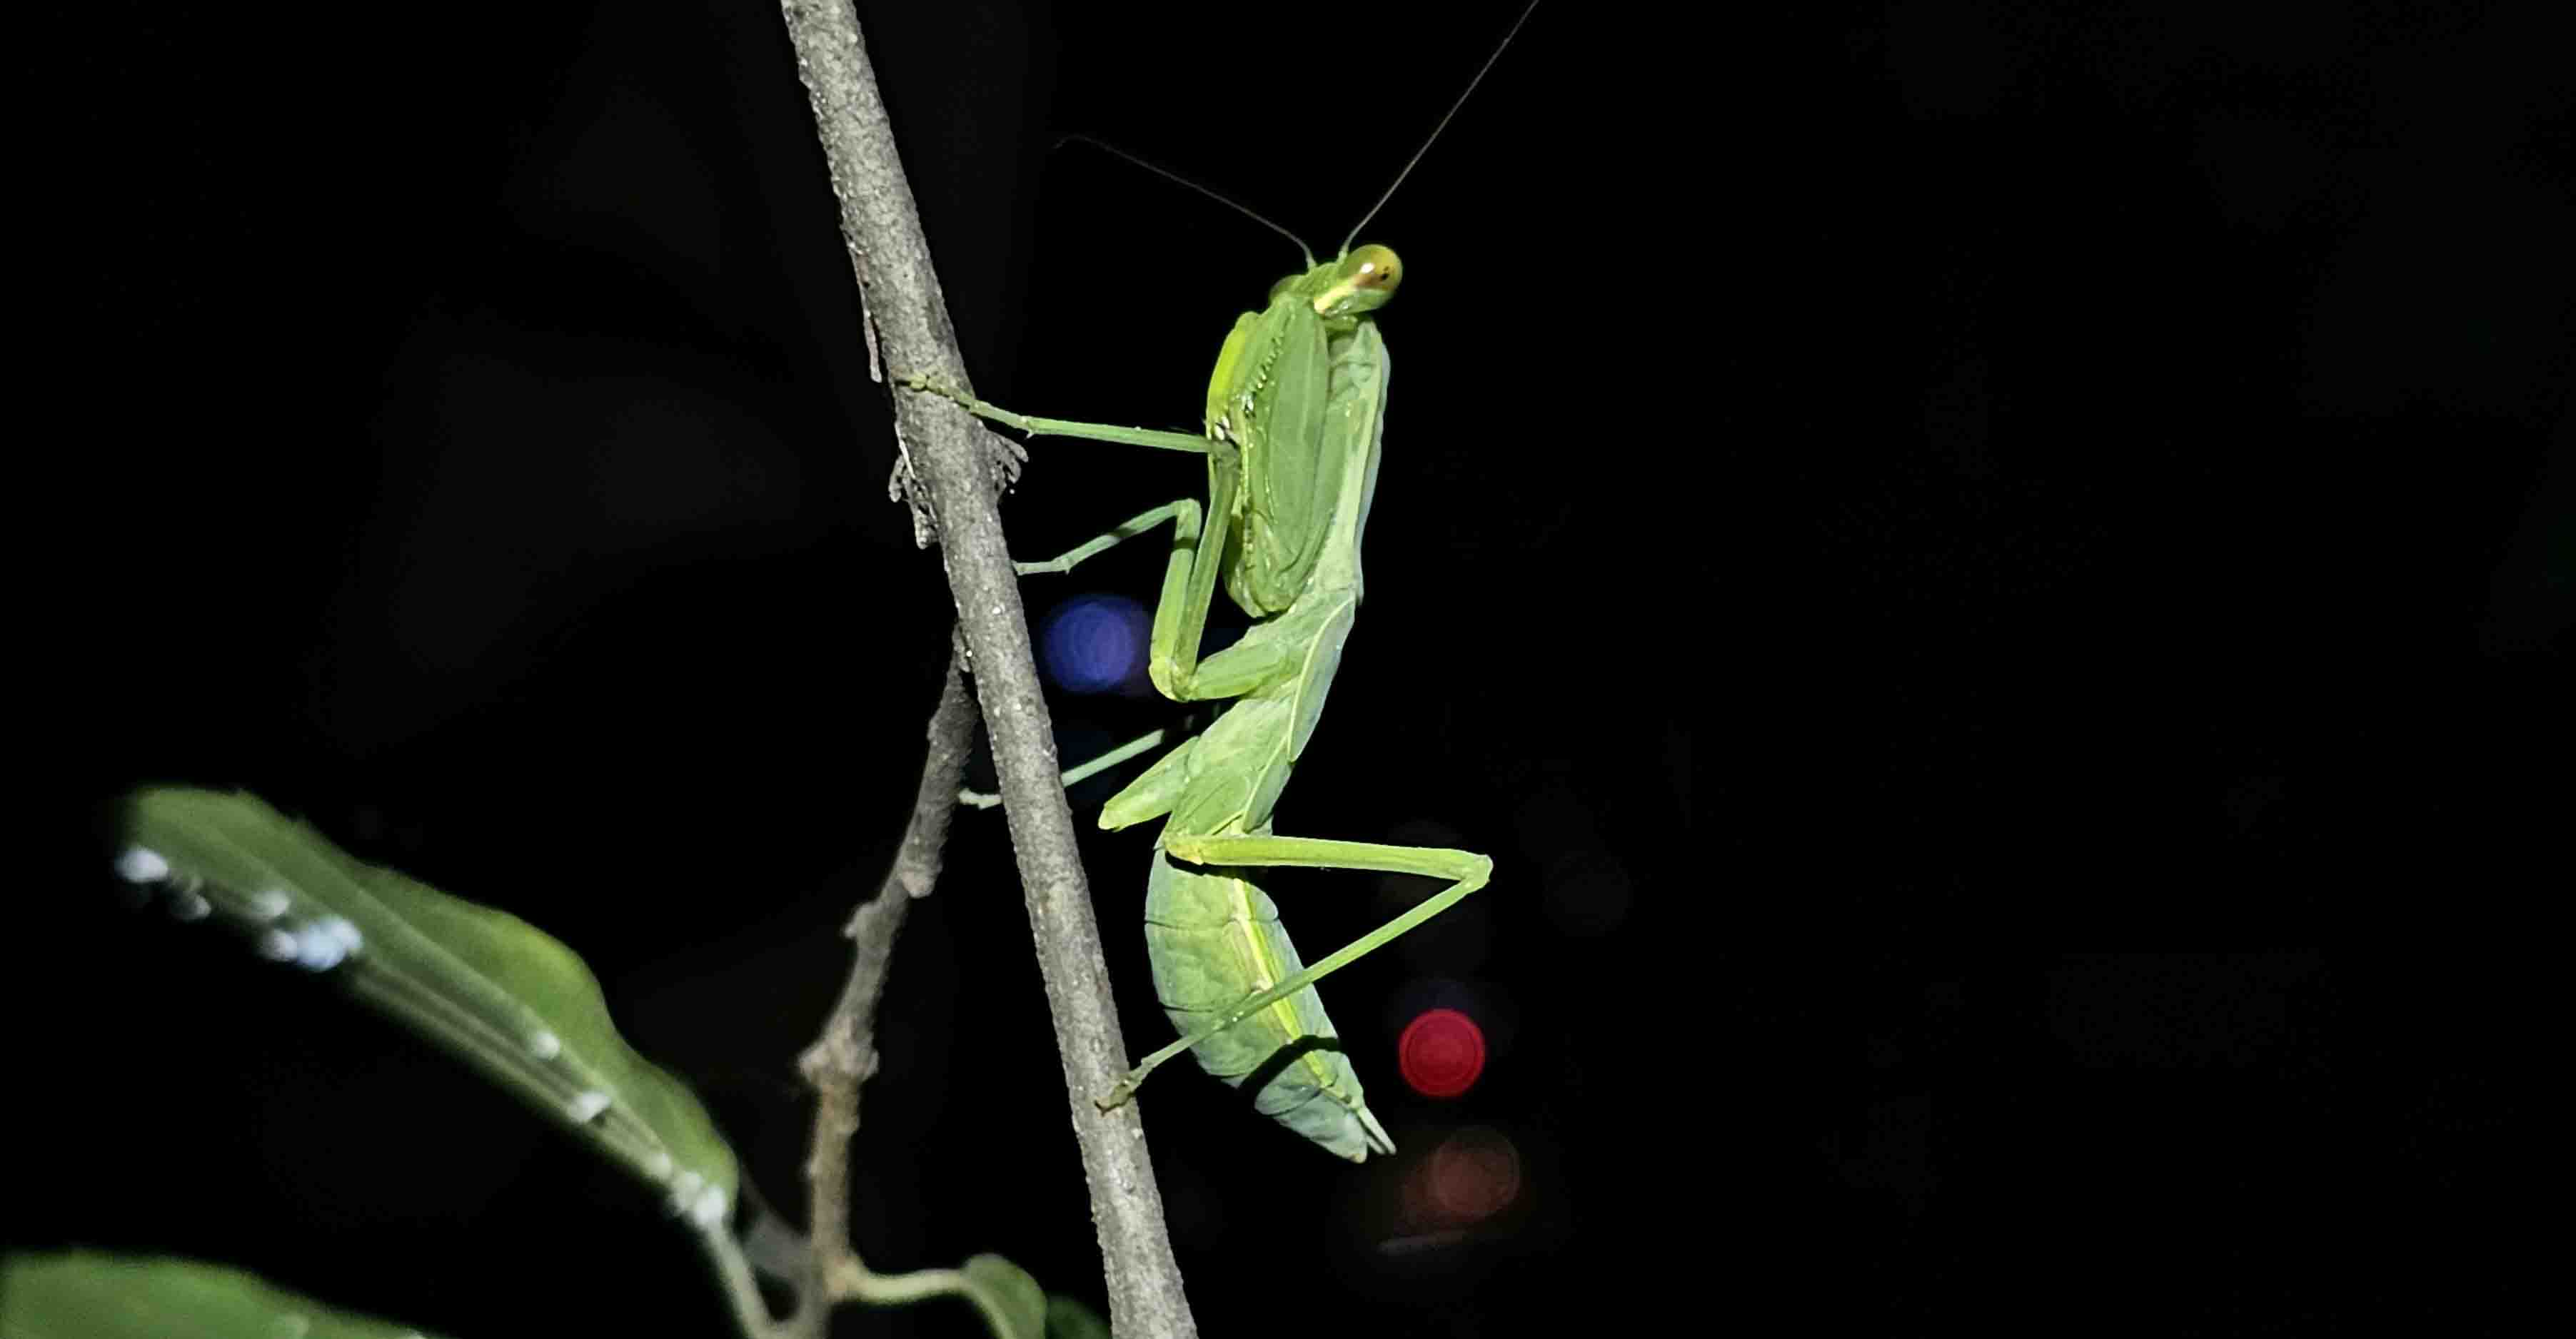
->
[1058, 133, 1316, 268]
[1339, 0, 1544, 254]
[1058, 0, 1542, 268]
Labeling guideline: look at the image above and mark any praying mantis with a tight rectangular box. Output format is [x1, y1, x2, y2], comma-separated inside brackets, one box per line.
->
[910, 6, 1533, 1161]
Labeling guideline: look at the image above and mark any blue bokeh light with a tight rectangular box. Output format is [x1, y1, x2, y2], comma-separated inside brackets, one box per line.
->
[1038, 593, 1150, 694]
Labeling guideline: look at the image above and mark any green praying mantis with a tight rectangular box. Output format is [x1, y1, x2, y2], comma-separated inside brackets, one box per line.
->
[909, 6, 1534, 1161]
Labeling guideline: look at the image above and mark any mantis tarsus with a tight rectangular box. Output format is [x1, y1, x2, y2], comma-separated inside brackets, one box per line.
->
[914, 6, 1531, 1161]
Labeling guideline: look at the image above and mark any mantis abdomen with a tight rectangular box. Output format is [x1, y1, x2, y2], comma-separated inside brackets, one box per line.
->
[1142, 851, 1394, 1162]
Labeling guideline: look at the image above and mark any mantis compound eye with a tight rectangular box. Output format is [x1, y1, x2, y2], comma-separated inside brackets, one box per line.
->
[1344, 245, 1402, 293]
[1314, 244, 1404, 317]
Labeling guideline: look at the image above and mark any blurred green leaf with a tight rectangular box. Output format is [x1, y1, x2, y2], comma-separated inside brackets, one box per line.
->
[114, 787, 738, 1230]
[1, 1252, 453, 1339]
[960, 1254, 1047, 1339]
[1045, 1293, 1111, 1339]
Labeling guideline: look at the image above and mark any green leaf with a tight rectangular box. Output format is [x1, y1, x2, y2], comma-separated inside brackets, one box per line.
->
[1045, 1293, 1112, 1339]
[113, 787, 738, 1231]
[1, 1252, 453, 1339]
[960, 1254, 1047, 1339]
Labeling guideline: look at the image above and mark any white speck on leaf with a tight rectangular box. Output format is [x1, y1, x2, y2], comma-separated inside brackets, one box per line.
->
[293, 924, 348, 971]
[666, 1168, 703, 1214]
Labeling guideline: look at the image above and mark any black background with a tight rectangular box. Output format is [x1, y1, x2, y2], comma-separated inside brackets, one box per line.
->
[21, 1, 2562, 1333]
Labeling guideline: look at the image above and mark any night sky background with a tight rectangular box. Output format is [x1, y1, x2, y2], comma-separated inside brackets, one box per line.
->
[21, 1, 2563, 1334]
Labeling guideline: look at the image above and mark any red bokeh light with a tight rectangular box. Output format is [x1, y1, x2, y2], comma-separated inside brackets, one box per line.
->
[1427, 1127, 1521, 1223]
[1397, 1007, 1486, 1098]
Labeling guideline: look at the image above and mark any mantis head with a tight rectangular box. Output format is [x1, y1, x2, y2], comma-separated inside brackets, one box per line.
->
[1287, 245, 1404, 320]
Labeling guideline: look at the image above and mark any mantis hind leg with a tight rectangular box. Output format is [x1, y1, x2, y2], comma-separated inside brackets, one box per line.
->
[1100, 833, 1492, 1108]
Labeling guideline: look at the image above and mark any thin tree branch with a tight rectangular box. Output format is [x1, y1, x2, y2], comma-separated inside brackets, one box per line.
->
[794, 637, 972, 1305]
[774, 4, 1197, 1337]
